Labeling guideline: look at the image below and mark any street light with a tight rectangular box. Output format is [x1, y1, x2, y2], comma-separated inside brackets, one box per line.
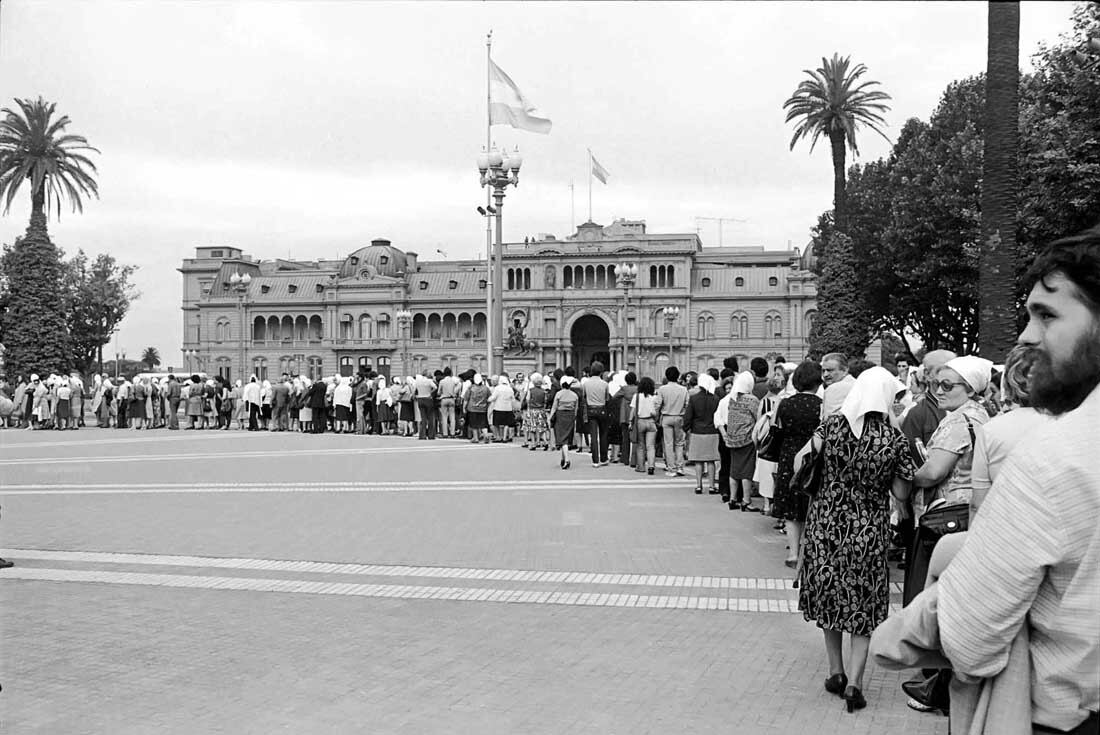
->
[116, 349, 127, 380]
[662, 306, 680, 367]
[396, 309, 413, 377]
[230, 272, 252, 382]
[478, 144, 522, 375]
[616, 263, 639, 370]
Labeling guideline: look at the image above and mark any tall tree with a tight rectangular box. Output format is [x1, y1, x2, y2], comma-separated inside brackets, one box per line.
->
[979, 1, 1021, 360]
[0, 98, 99, 378]
[141, 346, 160, 370]
[783, 54, 892, 238]
[60, 249, 139, 374]
[808, 232, 873, 358]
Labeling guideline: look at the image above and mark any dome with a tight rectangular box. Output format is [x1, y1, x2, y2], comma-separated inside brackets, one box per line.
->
[339, 239, 408, 279]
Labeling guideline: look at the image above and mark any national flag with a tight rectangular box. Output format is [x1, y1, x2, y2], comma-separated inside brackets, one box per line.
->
[590, 152, 610, 184]
[489, 59, 552, 135]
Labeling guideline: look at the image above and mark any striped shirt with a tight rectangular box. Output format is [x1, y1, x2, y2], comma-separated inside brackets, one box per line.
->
[938, 384, 1100, 731]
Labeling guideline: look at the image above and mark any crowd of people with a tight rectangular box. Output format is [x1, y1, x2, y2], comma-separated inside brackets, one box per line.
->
[0, 227, 1096, 733]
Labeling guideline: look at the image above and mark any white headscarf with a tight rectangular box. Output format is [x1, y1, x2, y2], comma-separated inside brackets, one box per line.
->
[560, 375, 574, 388]
[944, 356, 994, 395]
[473, 373, 484, 385]
[732, 371, 754, 397]
[498, 375, 509, 387]
[840, 366, 906, 438]
[608, 370, 628, 397]
[697, 373, 717, 395]
[541, 376, 552, 390]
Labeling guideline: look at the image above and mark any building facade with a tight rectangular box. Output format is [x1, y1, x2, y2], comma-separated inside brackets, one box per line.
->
[179, 220, 817, 381]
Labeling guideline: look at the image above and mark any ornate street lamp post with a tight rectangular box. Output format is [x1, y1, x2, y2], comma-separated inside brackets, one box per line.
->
[396, 309, 413, 377]
[477, 144, 522, 376]
[662, 306, 680, 368]
[616, 263, 639, 370]
[116, 349, 126, 380]
[230, 271, 252, 382]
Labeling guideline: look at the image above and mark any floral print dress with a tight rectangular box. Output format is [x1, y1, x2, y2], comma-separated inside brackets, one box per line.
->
[798, 413, 915, 636]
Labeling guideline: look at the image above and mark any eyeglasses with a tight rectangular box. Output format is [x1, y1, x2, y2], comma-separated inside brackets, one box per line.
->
[933, 380, 967, 393]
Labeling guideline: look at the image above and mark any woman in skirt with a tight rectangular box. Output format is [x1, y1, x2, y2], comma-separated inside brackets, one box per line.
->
[489, 375, 516, 443]
[549, 375, 580, 469]
[298, 377, 314, 433]
[683, 373, 721, 494]
[723, 371, 761, 510]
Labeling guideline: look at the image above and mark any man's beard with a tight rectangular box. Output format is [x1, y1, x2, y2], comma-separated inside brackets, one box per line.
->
[1029, 323, 1100, 415]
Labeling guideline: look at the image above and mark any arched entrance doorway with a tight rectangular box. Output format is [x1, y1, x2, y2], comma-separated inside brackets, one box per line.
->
[571, 314, 610, 370]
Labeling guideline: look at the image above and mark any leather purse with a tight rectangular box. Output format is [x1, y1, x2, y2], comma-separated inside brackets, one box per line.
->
[918, 499, 969, 537]
[755, 412, 784, 463]
[791, 440, 824, 497]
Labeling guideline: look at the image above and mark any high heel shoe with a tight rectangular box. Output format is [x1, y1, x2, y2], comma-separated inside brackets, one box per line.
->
[843, 686, 866, 712]
[824, 673, 848, 696]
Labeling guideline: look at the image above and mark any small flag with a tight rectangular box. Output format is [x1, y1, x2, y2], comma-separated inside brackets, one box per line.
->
[590, 152, 610, 184]
[489, 59, 552, 135]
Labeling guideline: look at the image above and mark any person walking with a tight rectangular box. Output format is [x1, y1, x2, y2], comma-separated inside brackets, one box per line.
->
[799, 366, 915, 713]
[549, 375, 580, 470]
[629, 376, 660, 475]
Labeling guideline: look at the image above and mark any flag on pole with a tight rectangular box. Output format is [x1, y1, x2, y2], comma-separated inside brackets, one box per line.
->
[489, 59, 552, 134]
[590, 152, 610, 184]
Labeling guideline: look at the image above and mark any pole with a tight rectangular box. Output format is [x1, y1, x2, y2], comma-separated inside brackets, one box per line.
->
[570, 181, 574, 232]
[587, 149, 593, 223]
[494, 187, 505, 376]
[486, 30, 495, 380]
[623, 288, 629, 370]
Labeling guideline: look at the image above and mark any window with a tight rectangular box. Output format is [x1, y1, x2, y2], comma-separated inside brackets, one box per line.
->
[359, 314, 373, 340]
[308, 315, 323, 342]
[253, 316, 267, 341]
[478, 279, 487, 289]
[377, 316, 390, 339]
[543, 318, 556, 336]
[731, 312, 749, 339]
[769, 276, 779, 287]
[210, 249, 224, 258]
[696, 313, 715, 340]
[448, 280, 458, 290]
[339, 356, 354, 377]
[563, 267, 573, 288]
[804, 310, 817, 336]
[261, 284, 271, 294]
[307, 356, 323, 381]
[315, 283, 324, 293]
[358, 356, 372, 373]
[252, 357, 268, 381]
[701, 277, 711, 288]
[412, 314, 426, 339]
[215, 318, 230, 343]
[667, 265, 675, 287]
[765, 312, 783, 338]
[380, 255, 389, 265]
[216, 357, 231, 380]
[339, 314, 354, 340]
[419, 281, 428, 290]
[288, 284, 297, 294]
[735, 277, 745, 287]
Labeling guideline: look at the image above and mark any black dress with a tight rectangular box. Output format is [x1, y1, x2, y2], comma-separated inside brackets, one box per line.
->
[770, 392, 822, 522]
[798, 414, 915, 636]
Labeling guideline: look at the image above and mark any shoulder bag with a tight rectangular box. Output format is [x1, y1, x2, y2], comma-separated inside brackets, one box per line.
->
[754, 399, 784, 462]
[791, 438, 824, 497]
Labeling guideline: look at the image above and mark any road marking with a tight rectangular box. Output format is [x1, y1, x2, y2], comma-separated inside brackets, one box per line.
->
[0, 548, 798, 590]
[0, 443, 495, 466]
[0, 480, 692, 495]
[0, 431, 276, 450]
[1, 566, 813, 613]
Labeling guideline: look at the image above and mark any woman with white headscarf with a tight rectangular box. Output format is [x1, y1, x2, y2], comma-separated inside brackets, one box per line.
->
[522, 372, 550, 450]
[464, 373, 491, 443]
[298, 377, 314, 432]
[333, 376, 353, 433]
[489, 374, 517, 443]
[549, 375, 581, 469]
[231, 379, 246, 430]
[396, 376, 415, 436]
[908, 355, 993, 520]
[684, 373, 721, 494]
[796, 366, 915, 713]
[374, 375, 394, 435]
[722, 372, 761, 510]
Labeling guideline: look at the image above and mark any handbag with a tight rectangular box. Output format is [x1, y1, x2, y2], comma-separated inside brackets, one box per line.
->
[754, 404, 783, 463]
[918, 499, 969, 538]
[791, 439, 824, 497]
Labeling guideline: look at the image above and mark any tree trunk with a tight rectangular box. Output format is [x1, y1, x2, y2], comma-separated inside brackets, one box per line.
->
[829, 127, 848, 234]
[979, 1, 1020, 360]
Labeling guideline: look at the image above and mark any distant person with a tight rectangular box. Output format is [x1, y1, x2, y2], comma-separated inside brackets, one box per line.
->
[820, 353, 855, 417]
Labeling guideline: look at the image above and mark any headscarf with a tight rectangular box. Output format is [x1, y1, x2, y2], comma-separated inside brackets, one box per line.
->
[839, 366, 906, 438]
[943, 356, 994, 395]
[697, 373, 717, 395]
[608, 370, 628, 397]
[732, 371, 754, 397]
[529, 372, 543, 388]
[560, 375, 574, 388]
[498, 375, 509, 386]
[473, 373, 484, 385]
[541, 376, 552, 390]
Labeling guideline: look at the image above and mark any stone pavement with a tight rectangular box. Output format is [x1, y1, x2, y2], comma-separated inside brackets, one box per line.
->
[0, 429, 948, 734]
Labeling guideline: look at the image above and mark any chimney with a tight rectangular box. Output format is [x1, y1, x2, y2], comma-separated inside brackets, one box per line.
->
[405, 251, 419, 272]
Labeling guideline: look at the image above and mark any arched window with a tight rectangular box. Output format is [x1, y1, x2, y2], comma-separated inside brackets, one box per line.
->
[442, 313, 457, 339]
[339, 314, 354, 340]
[563, 267, 573, 288]
[804, 310, 817, 337]
[359, 314, 373, 340]
[281, 315, 293, 341]
[472, 313, 487, 339]
[457, 312, 473, 340]
[339, 356, 354, 377]
[308, 315, 323, 342]
[574, 265, 583, 287]
[731, 312, 749, 340]
[215, 318, 230, 343]
[376, 314, 390, 339]
[412, 313, 426, 339]
[764, 311, 783, 339]
[358, 356, 372, 374]
[376, 356, 391, 377]
[596, 265, 606, 289]
[253, 316, 267, 341]
[427, 313, 442, 340]
[307, 356, 323, 381]
[523, 268, 531, 290]
[507, 268, 516, 290]
[649, 265, 658, 288]
[584, 265, 595, 288]
[267, 316, 280, 341]
[295, 315, 308, 341]
[667, 265, 675, 287]
[252, 357, 268, 381]
[470, 354, 485, 371]
[696, 312, 715, 340]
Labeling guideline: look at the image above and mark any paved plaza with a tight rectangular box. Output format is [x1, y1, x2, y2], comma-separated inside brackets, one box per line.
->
[0, 429, 947, 734]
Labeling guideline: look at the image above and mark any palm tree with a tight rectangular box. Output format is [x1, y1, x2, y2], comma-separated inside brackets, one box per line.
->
[0, 97, 100, 227]
[979, 2, 1020, 360]
[783, 54, 891, 234]
[142, 346, 161, 371]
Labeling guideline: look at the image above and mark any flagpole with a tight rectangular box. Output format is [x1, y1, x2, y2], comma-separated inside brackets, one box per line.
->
[485, 30, 494, 374]
[587, 149, 593, 223]
[570, 181, 574, 232]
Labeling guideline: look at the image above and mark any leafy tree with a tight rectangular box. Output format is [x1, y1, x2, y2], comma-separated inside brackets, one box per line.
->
[60, 250, 139, 374]
[809, 232, 873, 358]
[0, 98, 99, 378]
[783, 54, 892, 237]
[141, 346, 160, 370]
[980, 1, 1021, 360]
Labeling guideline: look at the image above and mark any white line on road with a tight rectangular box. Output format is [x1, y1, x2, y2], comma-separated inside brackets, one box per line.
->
[0, 479, 690, 495]
[0, 430, 275, 450]
[0, 548, 796, 590]
[0, 566, 811, 614]
[0, 443, 497, 465]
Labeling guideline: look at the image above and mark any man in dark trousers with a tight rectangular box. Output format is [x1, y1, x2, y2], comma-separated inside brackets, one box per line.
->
[307, 377, 327, 433]
[272, 375, 291, 431]
[166, 374, 182, 429]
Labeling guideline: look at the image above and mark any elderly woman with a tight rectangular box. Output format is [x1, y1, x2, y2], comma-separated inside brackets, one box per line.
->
[464, 373, 491, 443]
[333, 376, 353, 434]
[720, 371, 761, 511]
[771, 362, 824, 565]
[798, 366, 915, 713]
[489, 375, 516, 443]
[549, 375, 581, 469]
[684, 373, 721, 494]
[522, 372, 550, 451]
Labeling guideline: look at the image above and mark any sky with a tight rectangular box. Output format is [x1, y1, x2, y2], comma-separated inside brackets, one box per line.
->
[0, 1, 1080, 368]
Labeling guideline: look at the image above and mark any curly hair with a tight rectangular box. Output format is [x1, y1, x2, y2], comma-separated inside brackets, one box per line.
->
[1001, 345, 1040, 408]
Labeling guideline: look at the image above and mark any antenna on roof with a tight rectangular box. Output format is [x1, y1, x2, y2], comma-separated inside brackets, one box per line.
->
[695, 216, 747, 247]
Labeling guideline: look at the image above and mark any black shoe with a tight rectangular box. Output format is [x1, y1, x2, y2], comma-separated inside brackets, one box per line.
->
[843, 686, 866, 713]
[0, 558, 13, 569]
[728, 500, 740, 511]
[824, 673, 848, 697]
[695, 486, 703, 494]
[646, 467, 654, 475]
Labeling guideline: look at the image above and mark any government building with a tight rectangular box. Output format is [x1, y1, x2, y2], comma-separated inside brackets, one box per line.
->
[179, 219, 818, 382]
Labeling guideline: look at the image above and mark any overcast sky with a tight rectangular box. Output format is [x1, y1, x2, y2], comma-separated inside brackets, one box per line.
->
[0, 1, 1079, 367]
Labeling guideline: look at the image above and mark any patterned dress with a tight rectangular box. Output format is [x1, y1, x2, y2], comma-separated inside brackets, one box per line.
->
[770, 392, 822, 522]
[798, 413, 915, 636]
